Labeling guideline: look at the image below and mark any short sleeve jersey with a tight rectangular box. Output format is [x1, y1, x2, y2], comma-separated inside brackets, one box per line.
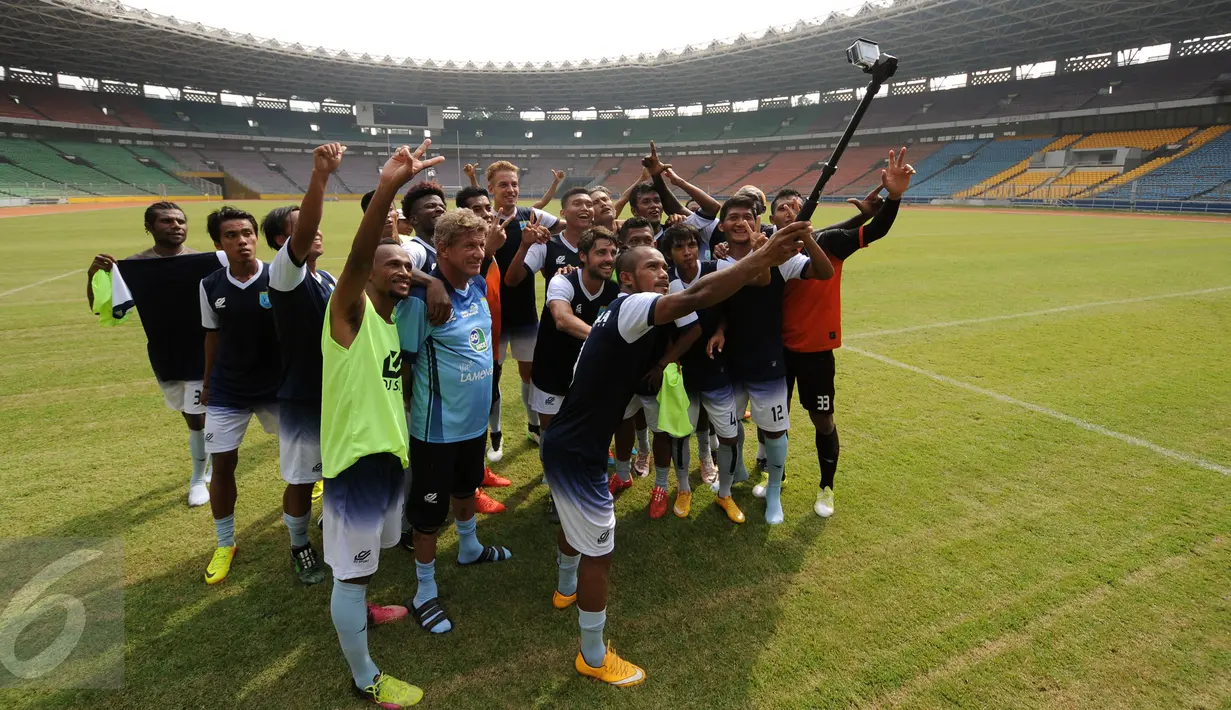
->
[669, 260, 729, 393]
[492, 206, 559, 329]
[403, 236, 437, 272]
[717, 251, 811, 382]
[267, 245, 336, 402]
[396, 271, 494, 443]
[523, 234, 581, 284]
[199, 261, 281, 407]
[543, 293, 696, 466]
[530, 270, 620, 396]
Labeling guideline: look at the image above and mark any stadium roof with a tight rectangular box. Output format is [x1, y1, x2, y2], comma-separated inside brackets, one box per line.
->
[2, 0, 1230, 110]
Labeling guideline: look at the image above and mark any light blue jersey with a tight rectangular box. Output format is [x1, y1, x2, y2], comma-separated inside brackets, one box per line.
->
[396, 271, 494, 443]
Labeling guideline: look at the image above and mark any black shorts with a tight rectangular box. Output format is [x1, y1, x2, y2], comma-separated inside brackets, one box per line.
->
[407, 434, 486, 532]
[784, 349, 835, 414]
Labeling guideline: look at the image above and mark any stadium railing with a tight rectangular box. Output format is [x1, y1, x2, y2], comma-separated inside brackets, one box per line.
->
[0, 181, 223, 202]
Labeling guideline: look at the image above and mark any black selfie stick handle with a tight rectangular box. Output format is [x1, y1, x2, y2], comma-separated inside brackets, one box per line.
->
[796, 55, 898, 223]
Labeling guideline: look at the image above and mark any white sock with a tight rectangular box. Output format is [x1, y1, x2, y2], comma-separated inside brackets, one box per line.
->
[189, 429, 207, 485]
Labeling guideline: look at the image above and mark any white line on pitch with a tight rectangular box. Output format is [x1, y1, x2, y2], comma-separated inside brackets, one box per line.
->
[845, 346, 1231, 477]
[0, 269, 85, 298]
[847, 286, 1231, 340]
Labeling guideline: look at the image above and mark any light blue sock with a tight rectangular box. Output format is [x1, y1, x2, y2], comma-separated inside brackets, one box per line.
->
[456, 516, 483, 564]
[557, 551, 580, 596]
[413, 560, 451, 633]
[765, 435, 788, 525]
[578, 608, 607, 668]
[614, 459, 632, 483]
[654, 466, 670, 489]
[214, 515, 235, 548]
[331, 580, 380, 688]
[283, 512, 310, 548]
[188, 430, 207, 484]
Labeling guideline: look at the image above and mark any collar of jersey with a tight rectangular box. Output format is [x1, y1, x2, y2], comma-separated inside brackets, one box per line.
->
[226, 259, 264, 289]
[429, 267, 471, 295]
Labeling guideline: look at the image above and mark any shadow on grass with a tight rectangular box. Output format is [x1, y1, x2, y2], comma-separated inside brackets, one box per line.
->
[16, 443, 819, 710]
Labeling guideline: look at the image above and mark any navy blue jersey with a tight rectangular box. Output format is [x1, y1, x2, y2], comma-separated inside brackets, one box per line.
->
[531, 270, 620, 396]
[199, 261, 281, 407]
[493, 206, 559, 329]
[116, 252, 225, 382]
[522, 235, 582, 285]
[670, 260, 730, 393]
[268, 246, 335, 403]
[404, 235, 437, 272]
[544, 293, 695, 466]
[718, 252, 811, 383]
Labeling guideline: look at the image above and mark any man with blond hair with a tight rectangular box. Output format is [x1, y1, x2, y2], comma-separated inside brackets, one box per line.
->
[397, 208, 513, 635]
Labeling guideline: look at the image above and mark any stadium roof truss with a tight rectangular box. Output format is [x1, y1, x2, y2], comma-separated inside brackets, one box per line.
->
[2, 0, 1230, 110]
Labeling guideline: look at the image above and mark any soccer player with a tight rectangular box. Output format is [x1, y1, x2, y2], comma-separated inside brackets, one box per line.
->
[530, 227, 620, 433]
[506, 186, 593, 289]
[86, 202, 221, 507]
[543, 224, 814, 685]
[198, 206, 282, 584]
[776, 149, 914, 518]
[488, 161, 562, 446]
[616, 217, 656, 251]
[457, 186, 509, 464]
[711, 194, 835, 524]
[398, 208, 513, 635]
[400, 181, 446, 271]
[261, 142, 345, 585]
[322, 141, 444, 708]
[661, 223, 741, 520]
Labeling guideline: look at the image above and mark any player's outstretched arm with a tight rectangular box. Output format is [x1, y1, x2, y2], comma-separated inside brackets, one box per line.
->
[331, 141, 443, 347]
[462, 163, 480, 189]
[642, 142, 690, 217]
[503, 211, 548, 287]
[820, 148, 913, 260]
[652, 222, 810, 325]
[533, 169, 566, 210]
[289, 143, 346, 264]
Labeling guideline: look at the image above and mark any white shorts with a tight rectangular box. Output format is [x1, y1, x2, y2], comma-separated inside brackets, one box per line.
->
[687, 385, 739, 439]
[158, 379, 205, 415]
[733, 379, 790, 433]
[531, 384, 565, 416]
[622, 395, 661, 431]
[543, 448, 614, 558]
[279, 400, 323, 485]
[204, 403, 279, 454]
[498, 323, 538, 363]
[323, 453, 405, 580]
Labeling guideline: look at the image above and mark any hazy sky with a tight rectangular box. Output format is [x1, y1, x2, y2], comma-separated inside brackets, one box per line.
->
[127, 0, 855, 64]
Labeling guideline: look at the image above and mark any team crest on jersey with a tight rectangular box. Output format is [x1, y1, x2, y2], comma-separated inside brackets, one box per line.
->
[259, 291, 271, 309]
[574, 303, 583, 315]
[555, 255, 567, 264]
[469, 327, 489, 353]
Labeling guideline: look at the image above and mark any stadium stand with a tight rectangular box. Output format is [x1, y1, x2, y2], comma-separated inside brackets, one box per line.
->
[907, 137, 1053, 198]
[1083, 126, 1230, 197]
[1099, 129, 1231, 201]
[899, 140, 988, 197]
[1029, 168, 1120, 199]
[983, 169, 1062, 199]
[957, 135, 1082, 198]
[43, 140, 198, 192]
[1071, 128, 1194, 151]
[0, 136, 163, 195]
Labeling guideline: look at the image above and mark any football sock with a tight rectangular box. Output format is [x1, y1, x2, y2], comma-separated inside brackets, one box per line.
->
[765, 435, 788, 524]
[818, 426, 839, 490]
[455, 516, 483, 564]
[716, 444, 736, 498]
[709, 431, 719, 456]
[578, 608, 608, 669]
[654, 466, 670, 490]
[733, 427, 750, 483]
[636, 426, 650, 454]
[756, 440, 766, 462]
[331, 580, 380, 688]
[673, 438, 691, 493]
[413, 561, 450, 635]
[557, 551, 580, 596]
[521, 381, 540, 428]
[614, 459, 632, 483]
[489, 373, 502, 436]
[283, 512, 309, 548]
[188, 430, 207, 484]
[696, 430, 711, 466]
[214, 515, 235, 548]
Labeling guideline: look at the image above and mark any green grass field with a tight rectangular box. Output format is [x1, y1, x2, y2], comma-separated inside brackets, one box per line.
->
[1, 200, 1228, 709]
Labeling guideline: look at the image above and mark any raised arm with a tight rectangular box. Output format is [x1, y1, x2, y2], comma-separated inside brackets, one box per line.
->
[533, 169, 565, 210]
[462, 163, 480, 189]
[652, 222, 810, 325]
[330, 141, 443, 347]
[613, 167, 649, 218]
[288, 143, 345, 264]
[820, 148, 913, 261]
[663, 168, 721, 218]
[641, 142, 690, 217]
[503, 211, 548, 287]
